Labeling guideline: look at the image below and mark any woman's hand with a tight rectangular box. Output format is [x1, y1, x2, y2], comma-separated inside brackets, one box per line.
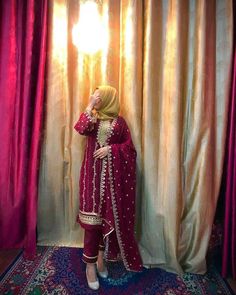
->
[86, 93, 101, 112]
[93, 146, 109, 159]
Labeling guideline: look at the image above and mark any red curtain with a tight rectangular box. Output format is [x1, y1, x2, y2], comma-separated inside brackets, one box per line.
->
[221, 1, 236, 279]
[0, 0, 48, 258]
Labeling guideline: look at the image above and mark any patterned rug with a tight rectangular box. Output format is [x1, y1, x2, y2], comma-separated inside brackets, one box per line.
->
[0, 246, 234, 295]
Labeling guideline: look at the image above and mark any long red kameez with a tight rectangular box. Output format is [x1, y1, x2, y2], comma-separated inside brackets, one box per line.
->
[74, 112, 142, 272]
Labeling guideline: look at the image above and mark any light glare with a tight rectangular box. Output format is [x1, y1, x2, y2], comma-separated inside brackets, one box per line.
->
[72, 1, 108, 54]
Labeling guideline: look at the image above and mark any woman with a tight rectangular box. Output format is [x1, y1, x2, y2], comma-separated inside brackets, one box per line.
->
[74, 85, 142, 290]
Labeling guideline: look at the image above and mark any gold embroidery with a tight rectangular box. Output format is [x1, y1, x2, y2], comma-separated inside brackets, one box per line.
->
[97, 120, 111, 147]
[96, 118, 117, 147]
[98, 157, 108, 214]
[107, 146, 130, 270]
[82, 141, 89, 211]
[83, 253, 98, 259]
[92, 142, 98, 212]
[79, 211, 102, 225]
[96, 118, 117, 213]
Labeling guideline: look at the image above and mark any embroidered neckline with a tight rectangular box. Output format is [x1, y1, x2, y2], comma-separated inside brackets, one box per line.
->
[96, 118, 117, 147]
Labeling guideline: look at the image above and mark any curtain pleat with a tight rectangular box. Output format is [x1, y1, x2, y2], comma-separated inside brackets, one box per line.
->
[0, 0, 48, 258]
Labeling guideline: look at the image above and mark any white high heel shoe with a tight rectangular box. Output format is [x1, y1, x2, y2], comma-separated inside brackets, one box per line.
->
[96, 262, 108, 279]
[86, 266, 99, 290]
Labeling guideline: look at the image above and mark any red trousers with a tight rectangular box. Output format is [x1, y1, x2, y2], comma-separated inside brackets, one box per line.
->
[82, 229, 105, 264]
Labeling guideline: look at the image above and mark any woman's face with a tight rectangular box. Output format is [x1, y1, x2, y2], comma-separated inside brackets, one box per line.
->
[93, 89, 102, 110]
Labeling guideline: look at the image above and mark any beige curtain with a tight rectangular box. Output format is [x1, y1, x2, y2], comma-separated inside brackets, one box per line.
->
[37, 0, 233, 274]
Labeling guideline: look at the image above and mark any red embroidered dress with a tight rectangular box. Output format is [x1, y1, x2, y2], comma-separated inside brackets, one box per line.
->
[74, 111, 142, 272]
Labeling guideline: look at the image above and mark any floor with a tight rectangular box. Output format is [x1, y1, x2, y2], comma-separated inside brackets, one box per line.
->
[0, 249, 22, 276]
[227, 278, 236, 294]
[0, 249, 236, 294]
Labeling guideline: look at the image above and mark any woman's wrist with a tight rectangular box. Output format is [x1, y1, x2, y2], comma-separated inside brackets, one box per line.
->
[85, 104, 93, 113]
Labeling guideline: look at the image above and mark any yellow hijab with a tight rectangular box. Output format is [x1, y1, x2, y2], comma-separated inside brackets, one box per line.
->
[96, 85, 120, 120]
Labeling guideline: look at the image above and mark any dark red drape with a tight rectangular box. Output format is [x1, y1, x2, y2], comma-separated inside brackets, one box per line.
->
[221, 1, 236, 279]
[0, 0, 48, 258]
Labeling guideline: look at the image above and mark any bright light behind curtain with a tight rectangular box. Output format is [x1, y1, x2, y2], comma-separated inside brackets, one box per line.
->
[38, 0, 233, 274]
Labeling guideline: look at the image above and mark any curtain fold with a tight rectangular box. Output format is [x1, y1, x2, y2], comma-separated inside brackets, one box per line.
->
[222, 2, 236, 278]
[0, 0, 48, 258]
[140, 0, 233, 274]
[38, 0, 233, 274]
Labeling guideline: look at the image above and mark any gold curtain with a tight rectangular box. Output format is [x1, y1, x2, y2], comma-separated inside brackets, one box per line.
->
[37, 0, 233, 274]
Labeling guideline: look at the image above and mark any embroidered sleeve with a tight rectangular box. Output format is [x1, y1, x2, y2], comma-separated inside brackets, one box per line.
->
[74, 111, 95, 136]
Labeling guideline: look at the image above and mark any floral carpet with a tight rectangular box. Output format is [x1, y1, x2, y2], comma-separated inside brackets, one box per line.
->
[0, 246, 234, 295]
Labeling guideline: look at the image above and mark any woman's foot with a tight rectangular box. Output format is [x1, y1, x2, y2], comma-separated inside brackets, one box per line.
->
[97, 250, 108, 278]
[86, 263, 99, 290]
